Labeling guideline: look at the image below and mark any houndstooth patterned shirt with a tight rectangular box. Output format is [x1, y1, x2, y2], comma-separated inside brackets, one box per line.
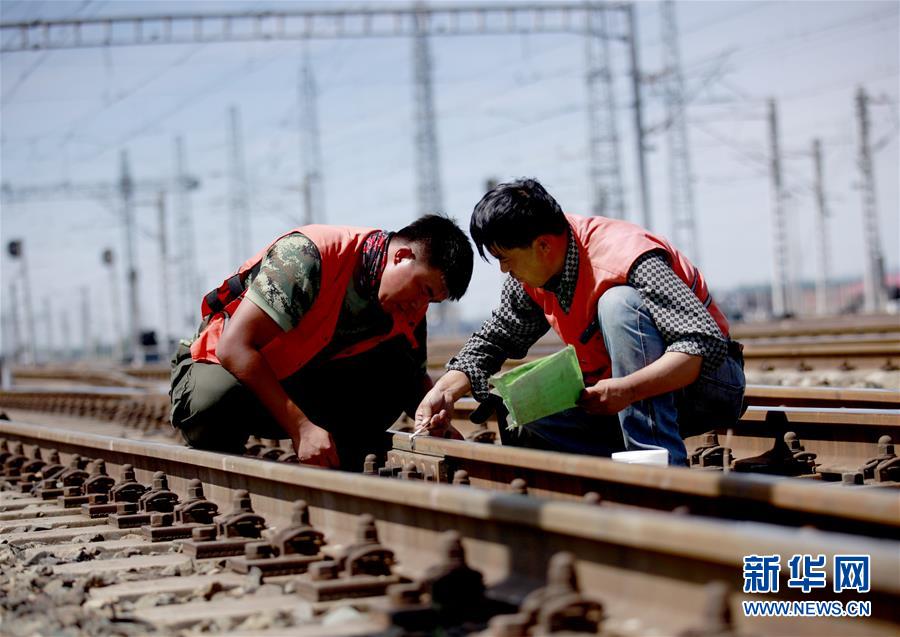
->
[447, 232, 728, 401]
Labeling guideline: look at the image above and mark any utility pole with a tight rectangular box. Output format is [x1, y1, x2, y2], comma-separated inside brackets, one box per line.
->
[119, 150, 140, 363]
[627, 3, 652, 229]
[102, 249, 124, 361]
[174, 136, 200, 335]
[855, 86, 886, 313]
[60, 311, 71, 362]
[80, 286, 91, 360]
[812, 139, 830, 316]
[7, 240, 37, 365]
[412, 2, 444, 218]
[228, 105, 251, 266]
[7, 283, 21, 364]
[767, 99, 790, 318]
[412, 2, 447, 330]
[43, 297, 54, 363]
[661, 0, 699, 262]
[585, 6, 625, 218]
[299, 47, 324, 226]
[157, 191, 172, 354]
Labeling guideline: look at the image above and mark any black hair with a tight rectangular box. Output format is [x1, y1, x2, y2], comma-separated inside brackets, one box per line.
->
[470, 178, 568, 261]
[395, 214, 474, 301]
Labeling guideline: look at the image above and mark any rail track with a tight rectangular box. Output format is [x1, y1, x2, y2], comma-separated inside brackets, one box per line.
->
[1, 383, 897, 482]
[1, 418, 898, 636]
[1, 317, 897, 634]
[1, 383, 896, 435]
[9, 313, 899, 386]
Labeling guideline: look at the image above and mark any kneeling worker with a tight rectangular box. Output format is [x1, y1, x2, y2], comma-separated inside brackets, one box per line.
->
[171, 215, 474, 471]
[416, 179, 744, 466]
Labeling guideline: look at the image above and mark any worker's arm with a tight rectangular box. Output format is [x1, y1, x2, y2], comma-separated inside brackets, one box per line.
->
[417, 276, 550, 435]
[578, 351, 701, 414]
[216, 299, 339, 468]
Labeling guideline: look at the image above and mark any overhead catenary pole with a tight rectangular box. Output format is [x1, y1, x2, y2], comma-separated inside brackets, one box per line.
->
[855, 86, 886, 313]
[627, 3, 652, 229]
[43, 297, 54, 362]
[299, 46, 324, 226]
[156, 191, 173, 355]
[7, 283, 21, 364]
[228, 105, 251, 266]
[18, 245, 37, 365]
[585, 6, 625, 218]
[412, 2, 444, 218]
[812, 139, 831, 316]
[102, 249, 124, 361]
[174, 136, 200, 335]
[767, 99, 790, 318]
[661, 0, 699, 262]
[412, 2, 448, 330]
[6, 240, 36, 364]
[119, 150, 141, 363]
[60, 311, 72, 361]
[80, 285, 91, 360]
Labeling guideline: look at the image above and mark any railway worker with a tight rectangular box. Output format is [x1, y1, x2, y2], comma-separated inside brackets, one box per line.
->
[415, 179, 745, 466]
[170, 215, 474, 471]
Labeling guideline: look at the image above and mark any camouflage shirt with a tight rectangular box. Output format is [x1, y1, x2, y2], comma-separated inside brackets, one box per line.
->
[243, 231, 426, 373]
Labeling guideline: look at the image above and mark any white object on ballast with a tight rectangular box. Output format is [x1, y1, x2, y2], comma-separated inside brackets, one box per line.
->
[611, 449, 669, 465]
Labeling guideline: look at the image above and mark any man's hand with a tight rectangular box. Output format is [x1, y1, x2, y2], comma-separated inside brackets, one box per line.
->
[293, 420, 340, 468]
[577, 377, 634, 415]
[414, 385, 467, 440]
[415, 384, 452, 431]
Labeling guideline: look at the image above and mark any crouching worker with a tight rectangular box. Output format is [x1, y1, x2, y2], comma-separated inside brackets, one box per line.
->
[170, 215, 473, 471]
[416, 179, 745, 466]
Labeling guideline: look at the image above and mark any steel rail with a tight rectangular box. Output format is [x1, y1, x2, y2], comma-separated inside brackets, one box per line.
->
[742, 385, 900, 409]
[731, 315, 900, 339]
[4, 383, 897, 412]
[1, 418, 898, 636]
[388, 428, 900, 538]
[427, 335, 900, 372]
[452, 391, 900, 418]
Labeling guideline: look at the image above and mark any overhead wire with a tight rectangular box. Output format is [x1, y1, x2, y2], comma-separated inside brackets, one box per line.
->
[1, 1, 98, 104]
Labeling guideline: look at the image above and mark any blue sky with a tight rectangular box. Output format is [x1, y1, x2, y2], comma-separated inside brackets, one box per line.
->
[1, 0, 897, 351]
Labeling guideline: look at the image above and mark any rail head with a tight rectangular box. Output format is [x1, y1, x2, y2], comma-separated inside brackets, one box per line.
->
[391, 431, 900, 529]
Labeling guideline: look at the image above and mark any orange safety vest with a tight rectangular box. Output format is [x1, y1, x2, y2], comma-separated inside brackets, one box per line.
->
[190, 225, 425, 380]
[522, 214, 730, 383]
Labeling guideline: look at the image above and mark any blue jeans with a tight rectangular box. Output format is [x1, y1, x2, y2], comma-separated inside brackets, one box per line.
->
[504, 285, 746, 466]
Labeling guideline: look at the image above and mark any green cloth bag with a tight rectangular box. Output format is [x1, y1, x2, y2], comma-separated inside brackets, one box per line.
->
[489, 345, 585, 430]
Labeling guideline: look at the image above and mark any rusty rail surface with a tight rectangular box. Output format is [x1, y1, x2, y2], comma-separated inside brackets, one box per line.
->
[384, 425, 900, 540]
[0, 418, 898, 636]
